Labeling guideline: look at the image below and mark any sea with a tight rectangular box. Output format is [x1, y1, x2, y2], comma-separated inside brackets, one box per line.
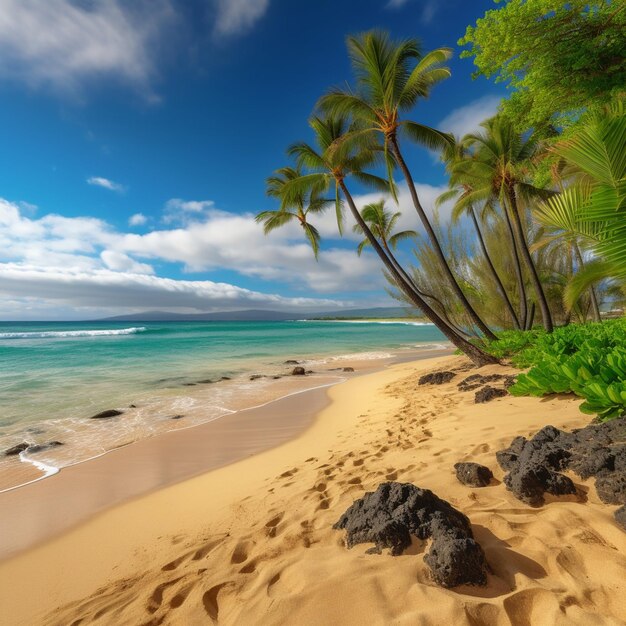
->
[0, 320, 447, 489]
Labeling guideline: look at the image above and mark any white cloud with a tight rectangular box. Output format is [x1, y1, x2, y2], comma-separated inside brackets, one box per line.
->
[100, 250, 153, 275]
[163, 198, 215, 224]
[87, 176, 125, 193]
[129, 213, 147, 227]
[0, 197, 386, 317]
[438, 95, 501, 139]
[0, 0, 172, 96]
[213, 0, 270, 36]
[0, 264, 343, 315]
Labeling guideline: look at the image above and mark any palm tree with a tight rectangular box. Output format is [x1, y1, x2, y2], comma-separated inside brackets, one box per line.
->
[317, 30, 497, 341]
[455, 116, 555, 332]
[281, 114, 498, 365]
[438, 141, 522, 329]
[533, 186, 602, 321]
[353, 201, 416, 256]
[255, 166, 331, 259]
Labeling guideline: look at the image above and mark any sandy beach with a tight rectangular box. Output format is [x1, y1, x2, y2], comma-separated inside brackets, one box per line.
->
[1, 353, 626, 625]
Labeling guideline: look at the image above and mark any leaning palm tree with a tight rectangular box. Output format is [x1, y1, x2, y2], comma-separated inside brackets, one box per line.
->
[318, 30, 496, 341]
[281, 114, 498, 365]
[438, 141, 522, 329]
[353, 201, 416, 257]
[256, 166, 331, 259]
[455, 116, 555, 332]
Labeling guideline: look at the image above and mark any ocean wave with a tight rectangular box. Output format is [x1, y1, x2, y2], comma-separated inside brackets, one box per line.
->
[0, 327, 147, 339]
[297, 319, 434, 326]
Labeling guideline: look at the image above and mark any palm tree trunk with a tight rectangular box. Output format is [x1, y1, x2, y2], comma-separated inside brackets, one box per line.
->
[525, 302, 536, 330]
[574, 242, 601, 323]
[468, 207, 521, 330]
[389, 135, 497, 342]
[381, 241, 472, 339]
[500, 204, 528, 328]
[508, 190, 554, 332]
[340, 181, 498, 366]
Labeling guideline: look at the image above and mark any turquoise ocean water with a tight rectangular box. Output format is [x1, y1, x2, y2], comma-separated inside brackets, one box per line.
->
[0, 320, 446, 486]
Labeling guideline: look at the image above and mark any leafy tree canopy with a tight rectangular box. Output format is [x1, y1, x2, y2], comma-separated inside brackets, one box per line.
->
[459, 1, 626, 133]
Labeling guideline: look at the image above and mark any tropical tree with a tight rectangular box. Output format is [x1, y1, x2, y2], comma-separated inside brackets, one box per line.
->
[353, 200, 416, 257]
[454, 116, 555, 332]
[317, 30, 497, 341]
[276, 114, 498, 365]
[438, 141, 522, 329]
[256, 166, 332, 259]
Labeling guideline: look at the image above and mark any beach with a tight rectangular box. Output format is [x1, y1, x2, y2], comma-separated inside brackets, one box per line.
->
[2, 353, 625, 625]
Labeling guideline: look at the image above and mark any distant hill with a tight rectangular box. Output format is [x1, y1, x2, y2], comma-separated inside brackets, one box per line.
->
[100, 306, 420, 322]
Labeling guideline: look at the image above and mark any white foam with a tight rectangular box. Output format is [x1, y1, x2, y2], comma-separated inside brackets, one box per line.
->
[0, 327, 147, 339]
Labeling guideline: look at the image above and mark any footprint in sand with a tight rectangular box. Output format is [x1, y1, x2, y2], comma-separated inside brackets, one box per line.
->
[265, 512, 284, 538]
[230, 541, 252, 565]
[202, 582, 230, 622]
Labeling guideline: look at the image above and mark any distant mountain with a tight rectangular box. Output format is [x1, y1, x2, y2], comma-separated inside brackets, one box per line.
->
[100, 306, 419, 322]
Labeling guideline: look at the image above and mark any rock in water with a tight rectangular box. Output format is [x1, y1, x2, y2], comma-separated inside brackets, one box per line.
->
[454, 462, 493, 487]
[291, 366, 306, 376]
[333, 482, 488, 587]
[475, 386, 508, 403]
[89, 409, 123, 419]
[26, 441, 64, 454]
[418, 371, 455, 385]
[4, 442, 29, 456]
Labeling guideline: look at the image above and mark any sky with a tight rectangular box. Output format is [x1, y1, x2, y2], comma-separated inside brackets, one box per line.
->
[0, 0, 505, 320]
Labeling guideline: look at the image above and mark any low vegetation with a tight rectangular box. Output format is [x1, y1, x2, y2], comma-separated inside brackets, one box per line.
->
[486, 320, 626, 421]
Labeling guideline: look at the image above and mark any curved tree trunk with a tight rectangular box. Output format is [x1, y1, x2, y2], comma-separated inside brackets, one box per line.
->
[500, 203, 528, 328]
[574, 242, 601, 323]
[389, 135, 497, 342]
[468, 207, 521, 330]
[508, 191, 554, 332]
[381, 240, 472, 339]
[340, 181, 498, 366]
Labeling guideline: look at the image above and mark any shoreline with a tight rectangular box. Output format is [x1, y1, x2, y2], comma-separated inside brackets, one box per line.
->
[0, 342, 449, 493]
[2, 352, 625, 625]
[0, 348, 452, 560]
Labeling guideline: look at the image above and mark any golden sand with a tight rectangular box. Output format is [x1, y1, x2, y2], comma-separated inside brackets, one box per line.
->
[1, 354, 626, 625]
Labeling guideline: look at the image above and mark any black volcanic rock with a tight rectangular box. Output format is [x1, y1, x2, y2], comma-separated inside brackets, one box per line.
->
[292, 367, 306, 376]
[497, 417, 626, 507]
[418, 371, 455, 386]
[615, 505, 626, 531]
[334, 482, 488, 588]
[475, 386, 508, 403]
[89, 409, 123, 419]
[454, 462, 493, 487]
[458, 373, 516, 393]
[4, 442, 29, 456]
[26, 441, 64, 454]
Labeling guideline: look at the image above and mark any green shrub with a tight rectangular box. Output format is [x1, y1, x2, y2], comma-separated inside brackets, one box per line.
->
[485, 319, 626, 421]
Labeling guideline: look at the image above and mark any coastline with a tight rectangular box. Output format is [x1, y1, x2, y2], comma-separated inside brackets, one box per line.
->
[0, 348, 453, 559]
[2, 352, 625, 625]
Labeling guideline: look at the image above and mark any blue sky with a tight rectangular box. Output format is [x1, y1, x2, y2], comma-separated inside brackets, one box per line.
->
[0, 0, 504, 320]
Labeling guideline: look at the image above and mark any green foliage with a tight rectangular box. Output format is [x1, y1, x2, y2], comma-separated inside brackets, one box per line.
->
[459, 1, 626, 134]
[486, 320, 626, 420]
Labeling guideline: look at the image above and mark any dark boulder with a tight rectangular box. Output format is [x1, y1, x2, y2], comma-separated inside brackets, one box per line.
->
[454, 462, 493, 487]
[198, 379, 214, 384]
[4, 442, 29, 456]
[249, 374, 265, 381]
[343, 367, 355, 372]
[498, 417, 626, 507]
[615, 505, 626, 531]
[594, 470, 626, 505]
[458, 373, 516, 393]
[220, 376, 232, 381]
[334, 482, 488, 588]
[292, 367, 306, 376]
[418, 371, 455, 386]
[284, 360, 299, 365]
[89, 409, 123, 419]
[26, 441, 64, 454]
[475, 386, 508, 404]
[170, 415, 184, 420]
